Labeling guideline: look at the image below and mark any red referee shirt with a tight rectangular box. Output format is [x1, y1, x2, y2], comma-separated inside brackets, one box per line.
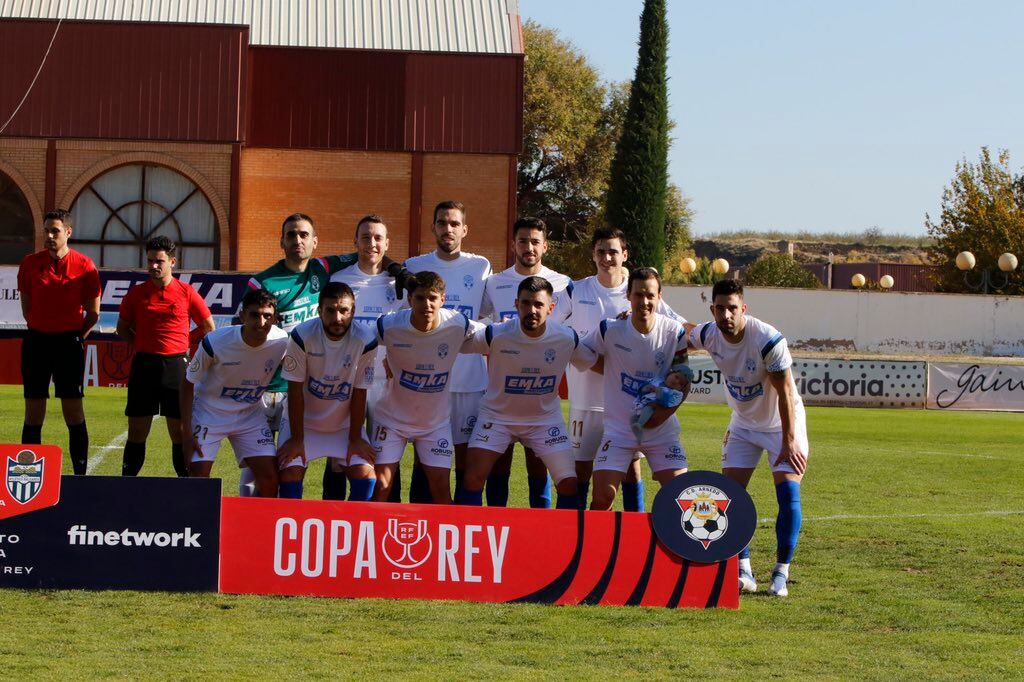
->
[118, 278, 211, 355]
[17, 248, 101, 333]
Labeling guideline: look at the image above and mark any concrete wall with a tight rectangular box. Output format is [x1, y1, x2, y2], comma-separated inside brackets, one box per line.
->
[662, 285, 1024, 358]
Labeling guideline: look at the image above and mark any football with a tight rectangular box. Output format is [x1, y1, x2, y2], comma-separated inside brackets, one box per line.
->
[682, 506, 729, 544]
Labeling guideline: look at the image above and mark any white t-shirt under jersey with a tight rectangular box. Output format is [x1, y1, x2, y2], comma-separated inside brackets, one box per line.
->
[372, 308, 479, 434]
[330, 262, 401, 391]
[463, 319, 596, 425]
[404, 251, 492, 393]
[280, 317, 377, 433]
[689, 315, 805, 432]
[187, 325, 290, 423]
[581, 314, 688, 439]
[565, 276, 686, 411]
[481, 265, 573, 323]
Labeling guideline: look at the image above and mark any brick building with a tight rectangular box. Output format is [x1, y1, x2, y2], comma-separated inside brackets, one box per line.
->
[0, 1, 524, 271]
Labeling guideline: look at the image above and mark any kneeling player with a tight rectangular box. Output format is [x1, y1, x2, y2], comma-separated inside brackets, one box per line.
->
[181, 289, 288, 496]
[459, 276, 596, 508]
[582, 268, 690, 510]
[275, 282, 379, 500]
[350, 272, 477, 503]
[688, 279, 808, 597]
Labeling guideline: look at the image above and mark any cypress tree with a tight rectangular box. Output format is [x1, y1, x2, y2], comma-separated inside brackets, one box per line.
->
[605, 0, 670, 269]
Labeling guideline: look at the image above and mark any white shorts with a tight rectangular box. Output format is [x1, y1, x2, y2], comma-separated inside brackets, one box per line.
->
[450, 391, 484, 446]
[569, 407, 605, 463]
[261, 391, 286, 433]
[365, 378, 387, 437]
[722, 416, 810, 475]
[277, 421, 356, 469]
[593, 424, 688, 475]
[190, 408, 277, 466]
[468, 419, 576, 483]
[356, 422, 454, 469]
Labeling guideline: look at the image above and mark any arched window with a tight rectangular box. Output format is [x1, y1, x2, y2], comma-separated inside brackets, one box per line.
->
[70, 164, 218, 269]
[0, 171, 34, 265]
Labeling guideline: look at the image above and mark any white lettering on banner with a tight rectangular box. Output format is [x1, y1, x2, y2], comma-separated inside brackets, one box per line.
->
[101, 280, 132, 306]
[928, 363, 1024, 412]
[204, 283, 233, 308]
[272, 517, 510, 584]
[65, 524, 202, 547]
[84, 344, 99, 387]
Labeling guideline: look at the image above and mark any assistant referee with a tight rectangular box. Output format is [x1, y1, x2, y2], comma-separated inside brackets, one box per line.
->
[17, 209, 101, 475]
[116, 236, 214, 477]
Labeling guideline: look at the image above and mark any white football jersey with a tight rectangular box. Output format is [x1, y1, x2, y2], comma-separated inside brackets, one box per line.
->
[404, 251, 492, 393]
[565, 276, 686, 411]
[280, 317, 377, 433]
[187, 325, 289, 422]
[463, 319, 596, 425]
[330, 262, 401, 389]
[689, 315, 805, 432]
[480, 265, 573, 323]
[373, 308, 478, 433]
[581, 314, 688, 438]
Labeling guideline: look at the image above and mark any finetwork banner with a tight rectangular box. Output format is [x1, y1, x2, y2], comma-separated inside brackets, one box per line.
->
[927, 363, 1024, 412]
[220, 498, 738, 609]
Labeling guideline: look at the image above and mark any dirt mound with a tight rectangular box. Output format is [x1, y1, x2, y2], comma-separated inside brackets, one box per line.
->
[693, 238, 929, 267]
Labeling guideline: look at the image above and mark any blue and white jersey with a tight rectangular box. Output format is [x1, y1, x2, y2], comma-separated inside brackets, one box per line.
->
[373, 308, 479, 433]
[463, 319, 596, 425]
[280, 318, 377, 433]
[330, 262, 400, 392]
[186, 325, 289, 422]
[480, 265, 573, 323]
[565, 275, 686, 411]
[404, 250, 492, 393]
[689, 315, 804, 432]
[581, 314, 687, 438]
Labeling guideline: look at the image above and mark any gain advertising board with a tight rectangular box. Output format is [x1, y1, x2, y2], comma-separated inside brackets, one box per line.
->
[927, 363, 1024, 411]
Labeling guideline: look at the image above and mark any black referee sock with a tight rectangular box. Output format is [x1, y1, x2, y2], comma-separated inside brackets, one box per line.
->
[21, 423, 42, 445]
[68, 421, 88, 476]
[171, 443, 188, 478]
[122, 440, 146, 476]
[322, 461, 348, 501]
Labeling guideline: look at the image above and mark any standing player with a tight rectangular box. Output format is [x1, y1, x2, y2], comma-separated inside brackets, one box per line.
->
[116, 236, 214, 477]
[480, 217, 573, 508]
[459, 276, 596, 509]
[349, 272, 477, 504]
[330, 215, 402, 498]
[17, 209, 100, 475]
[240, 213, 406, 500]
[687, 279, 808, 597]
[181, 289, 288, 496]
[275, 282, 378, 500]
[404, 201, 491, 503]
[565, 227, 686, 510]
[582, 268, 689, 511]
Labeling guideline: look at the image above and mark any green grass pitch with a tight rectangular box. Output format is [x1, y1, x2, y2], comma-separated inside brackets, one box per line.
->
[0, 385, 1021, 678]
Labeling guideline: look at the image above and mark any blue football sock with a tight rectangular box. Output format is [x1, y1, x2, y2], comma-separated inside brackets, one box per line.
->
[455, 487, 484, 506]
[409, 462, 432, 503]
[739, 544, 751, 560]
[622, 480, 645, 512]
[578, 481, 590, 509]
[485, 472, 511, 507]
[279, 481, 303, 499]
[528, 475, 552, 509]
[775, 480, 803, 564]
[348, 477, 376, 502]
[555, 492, 579, 510]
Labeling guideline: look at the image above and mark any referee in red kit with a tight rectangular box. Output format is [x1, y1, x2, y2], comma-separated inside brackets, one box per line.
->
[17, 209, 101, 475]
[116, 236, 215, 477]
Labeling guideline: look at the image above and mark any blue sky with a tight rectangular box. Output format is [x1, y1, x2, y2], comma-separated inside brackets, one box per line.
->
[519, 1, 1024, 235]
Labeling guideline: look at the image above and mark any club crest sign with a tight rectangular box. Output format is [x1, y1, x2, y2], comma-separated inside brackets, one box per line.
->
[652, 470, 756, 562]
[0, 444, 62, 520]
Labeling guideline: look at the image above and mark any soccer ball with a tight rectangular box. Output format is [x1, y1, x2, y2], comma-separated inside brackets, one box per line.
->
[682, 506, 729, 545]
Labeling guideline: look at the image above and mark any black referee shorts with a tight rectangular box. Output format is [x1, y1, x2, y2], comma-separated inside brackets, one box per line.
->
[125, 352, 187, 419]
[21, 329, 86, 400]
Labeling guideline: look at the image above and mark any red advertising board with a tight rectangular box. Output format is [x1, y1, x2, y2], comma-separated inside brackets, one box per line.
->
[220, 498, 738, 609]
[0, 444, 62, 520]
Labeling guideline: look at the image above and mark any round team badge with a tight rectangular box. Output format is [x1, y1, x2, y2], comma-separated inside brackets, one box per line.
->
[651, 470, 756, 563]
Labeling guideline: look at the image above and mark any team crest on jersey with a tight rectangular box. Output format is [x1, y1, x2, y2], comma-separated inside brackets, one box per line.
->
[677, 485, 731, 549]
[544, 349, 556, 364]
[437, 343, 449, 359]
[265, 358, 277, 374]
[655, 351, 666, 367]
[311, 276, 321, 292]
[745, 358, 757, 372]
[6, 450, 44, 504]
[283, 355, 298, 372]
[382, 519, 432, 570]
[342, 353, 352, 369]
[463, 275, 474, 289]
[386, 287, 396, 304]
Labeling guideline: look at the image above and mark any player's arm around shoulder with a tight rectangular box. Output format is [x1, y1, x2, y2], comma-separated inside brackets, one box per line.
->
[277, 327, 309, 467]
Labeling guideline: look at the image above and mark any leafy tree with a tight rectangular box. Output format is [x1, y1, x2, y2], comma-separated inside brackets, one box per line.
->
[926, 148, 1024, 295]
[743, 253, 822, 289]
[604, 0, 670, 269]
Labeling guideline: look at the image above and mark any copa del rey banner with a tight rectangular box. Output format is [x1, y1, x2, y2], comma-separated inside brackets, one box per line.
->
[220, 498, 738, 609]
